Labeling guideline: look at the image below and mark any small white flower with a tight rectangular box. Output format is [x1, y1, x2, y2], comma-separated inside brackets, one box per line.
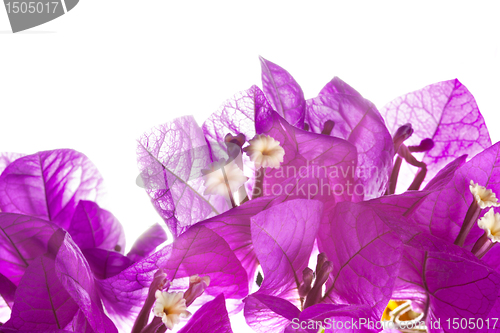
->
[243, 134, 285, 169]
[469, 180, 500, 209]
[478, 208, 500, 243]
[153, 291, 191, 330]
[201, 159, 248, 196]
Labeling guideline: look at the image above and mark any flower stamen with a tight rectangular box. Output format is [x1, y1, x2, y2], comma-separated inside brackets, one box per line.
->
[304, 253, 333, 309]
[472, 208, 500, 259]
[469, 181, 500, 209]
[382, 300, 426, 331]
[455, 181, 500, 247]
[386, 124, 434, 195]
[393, 123, 414, 153]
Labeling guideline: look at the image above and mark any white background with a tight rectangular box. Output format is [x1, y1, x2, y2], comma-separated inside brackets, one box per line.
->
[1, 1, 500, 331]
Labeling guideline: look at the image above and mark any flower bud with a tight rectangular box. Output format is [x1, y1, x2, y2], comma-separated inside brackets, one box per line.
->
[304, 261, 333, 309]
[321, 120, 335, 135]
[393, 123, 413, 152]
[298, 267, 314, 298]
[183, 275, 211, 307]
[224, 133, 246, 148]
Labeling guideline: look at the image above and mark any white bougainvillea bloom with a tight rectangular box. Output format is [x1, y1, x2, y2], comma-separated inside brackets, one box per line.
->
[201, 159, 248, 196]
[469, 180, 500, 209]
[477, 208, 500, 242]
[153, 291, 191, 329]
[243, 134, 285, 169]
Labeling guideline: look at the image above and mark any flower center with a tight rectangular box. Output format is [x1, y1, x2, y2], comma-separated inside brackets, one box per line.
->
[470, 180, 500, 209]
[153, 291, 191, 330]
[201, 158, 248, 207]
[148, 274, 211, 331]
[381, 300, 426, 332]
[472, 208, 500, 259]
[455, 181, 500, 247]
[478, 208, 500, 240]
[243, 134, 285, 170]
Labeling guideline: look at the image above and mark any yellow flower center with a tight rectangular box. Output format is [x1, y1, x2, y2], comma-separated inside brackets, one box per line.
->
[381, 300, 426, 331]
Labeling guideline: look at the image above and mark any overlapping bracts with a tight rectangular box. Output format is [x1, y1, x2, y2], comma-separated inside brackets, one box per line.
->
[0, 58, 497, 333]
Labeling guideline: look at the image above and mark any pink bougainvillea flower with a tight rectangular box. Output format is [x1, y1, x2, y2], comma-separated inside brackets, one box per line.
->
[360, 149, 500, 332]
[0, 213, 60, 286]
[0, 212, 134, 329]
[305, 76, 395, 200]
[127, 270, 234, 333]
[252, 103, 359, 203]
[244, 199, 403, 333]
[196, 194, 291, 290]
[133, 57, 496, 332]
[0, 150, 169, 328]
[0, 149, 164, 279]
[203, 58, 394, 201]
[259, 56, 306, 129]
[66, 200, 126, 253]
[382, 225, 500, 332]
[154, 58, 490, 247]
[397, 142, 500, 251]
[381, 79, 491, 193]
[0, 149, 106, 230]
[0, 199, 200, 333]
[264, 58, 492, 199]
[97, 224, 248, 332]
[202, 85, 269, 199]
[207, 58, 491, 200]
[137, 116, 240, 238]
[2, 57, 496, 333]
[389, 230, 500, 333]
[177, 293, 233, 333]
[204, 84, 361, 205]
[1, 228, 118, 333]
[305, 170, 500, 332]
[139, 85, 361, 239]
